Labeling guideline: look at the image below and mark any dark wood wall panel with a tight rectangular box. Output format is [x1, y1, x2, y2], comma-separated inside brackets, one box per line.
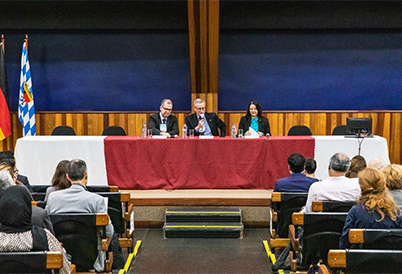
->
[3, 110, 401, 165]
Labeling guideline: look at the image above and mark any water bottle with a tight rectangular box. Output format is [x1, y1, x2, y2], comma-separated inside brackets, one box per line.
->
[142, 123, 147, 138]
[231, 124, 236, 139]
[182, 123, 187, 139]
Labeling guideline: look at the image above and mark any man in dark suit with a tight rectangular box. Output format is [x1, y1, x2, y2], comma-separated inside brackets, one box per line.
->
[185, 98, 226, 137]
[148, 99, 179, 137]
[273, 153, 319, 192]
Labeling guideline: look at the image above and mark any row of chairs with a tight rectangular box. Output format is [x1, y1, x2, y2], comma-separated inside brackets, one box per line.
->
[52, 124, 348, 136]
[52, 125, 126, 136]
[270, 192, 402, 273]
[31, 185, 134, 272]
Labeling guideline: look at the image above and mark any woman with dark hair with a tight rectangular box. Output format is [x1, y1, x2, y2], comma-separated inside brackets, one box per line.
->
[0, 186, 71, 274]
[345, 155, 367, 178]
[44, 160, 70, 201]
[238, 100, 271, 136]
[339, 168, 402, 248]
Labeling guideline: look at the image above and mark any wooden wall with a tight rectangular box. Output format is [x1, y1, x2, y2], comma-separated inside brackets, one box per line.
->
[3, 110, 401, 165]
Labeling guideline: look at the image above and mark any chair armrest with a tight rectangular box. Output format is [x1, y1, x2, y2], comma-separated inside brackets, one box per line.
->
[312, 201, 323, 212]
[104, 251, 113, 272]
[120, 192, 130, 203]
[319, 264, 330, 274]
[101, 236, 112, 252]
[46, 251, 63, 269]
[119, 238, 133, 248]
[327, 249, 346, 268]
[348, 228, 364, 243]
[289, 250, 298, 272]
[289, 224, 299, 252]
[124, 203, 135, 222]
[270, 238, 290, 248]
[270, 208, 278, 222]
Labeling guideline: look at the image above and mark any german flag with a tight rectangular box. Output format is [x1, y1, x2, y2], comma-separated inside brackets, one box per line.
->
[0, 40, 11, 140]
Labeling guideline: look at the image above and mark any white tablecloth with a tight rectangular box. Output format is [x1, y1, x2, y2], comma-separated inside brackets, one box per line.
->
[14, 135, 390, 186]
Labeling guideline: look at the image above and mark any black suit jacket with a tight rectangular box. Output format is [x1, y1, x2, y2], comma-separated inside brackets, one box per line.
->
[18, 174, 33, 193]
[148, 113, 179, 137]
[238, 116, 271, 136]
[185, 112, 226, 137]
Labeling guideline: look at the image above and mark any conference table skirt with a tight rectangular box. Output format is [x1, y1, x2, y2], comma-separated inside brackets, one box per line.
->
[14, 136, 389, 190]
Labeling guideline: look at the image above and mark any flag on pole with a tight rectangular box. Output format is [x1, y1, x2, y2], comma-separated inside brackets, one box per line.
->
[0, 39, 11, 140]
[18, 41, 36, 136]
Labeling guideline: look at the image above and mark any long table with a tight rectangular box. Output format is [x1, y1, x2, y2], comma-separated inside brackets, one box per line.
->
[14, 135, 390, 189]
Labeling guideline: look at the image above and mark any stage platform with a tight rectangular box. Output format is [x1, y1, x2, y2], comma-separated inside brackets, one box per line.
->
[126, 189, 272, 228]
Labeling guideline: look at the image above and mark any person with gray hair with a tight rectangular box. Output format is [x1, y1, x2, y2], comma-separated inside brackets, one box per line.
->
[46, 159, 124, 271]
[0, 169, 54, 234]
[148, 99, 179, 137]
[185, 98, 226, 137]
[302, 152, 361, 212]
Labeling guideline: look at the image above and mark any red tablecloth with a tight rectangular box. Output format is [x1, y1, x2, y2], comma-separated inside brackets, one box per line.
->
[104, 136, 315, 190]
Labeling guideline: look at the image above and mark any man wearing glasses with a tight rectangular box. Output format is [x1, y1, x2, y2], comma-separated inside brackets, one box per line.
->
[148, 99, 179, 137]
[185, 98, 226, 137]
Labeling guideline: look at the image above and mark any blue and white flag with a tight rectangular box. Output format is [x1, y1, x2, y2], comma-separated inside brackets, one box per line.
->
[18, 41, 36, 136]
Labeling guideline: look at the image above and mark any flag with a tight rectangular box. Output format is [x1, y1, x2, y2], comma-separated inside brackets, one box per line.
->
[18, 41, 36, 136]
[0, 41, 11, 140]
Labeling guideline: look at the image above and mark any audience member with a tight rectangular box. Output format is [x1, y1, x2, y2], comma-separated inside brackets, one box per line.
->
[0, 169, 54, 234]
[148, 99, 179, 137]
[339, 168, 402, 248]
[46, 159, 124, 271]
[273, 153, 318, 192]
[185, 98, 226, 137]
[44, 160, 71, 201]
[302, 153, 360, 213]
[238, 100, 270, 136]
[0, 150, 32, 192]
[0, 186, 70, 274]
[368, 157, 387, 170]
[345, 155, 367, 178]
[303, 158, 317, 179]
[382, 164, 402, 208]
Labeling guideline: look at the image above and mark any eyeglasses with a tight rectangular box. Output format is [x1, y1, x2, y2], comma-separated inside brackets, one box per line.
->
[195, 107, 205, 111]
[161, 106, 172, 112]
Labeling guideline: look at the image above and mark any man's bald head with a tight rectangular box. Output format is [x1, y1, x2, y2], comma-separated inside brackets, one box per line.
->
[368, 158, 387, 170]
[329, 153, 351, 173]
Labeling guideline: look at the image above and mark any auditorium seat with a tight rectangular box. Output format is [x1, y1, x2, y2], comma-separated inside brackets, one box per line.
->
[271, 192, 308, 238]
[312, 200, 355, 212]
[49, 213, 112, 272]
[102, 126, 126, 136]
[328, 249, 402, 273]
[289, 212, 348, 271]
[332, 125, 348, 135]
[0, 251, 63, 273]
[51, 126, 76, 136]
[287, 125, 312, 136]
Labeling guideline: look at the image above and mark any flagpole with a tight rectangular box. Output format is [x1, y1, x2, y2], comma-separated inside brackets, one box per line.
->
[25, 34, 28, 52]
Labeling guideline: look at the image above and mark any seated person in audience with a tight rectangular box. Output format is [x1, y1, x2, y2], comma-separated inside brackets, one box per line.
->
[185, 98, 226, 137]
[148, 99, 179, 137]
[303, 158, 318, 179]
[0, 169, 54, 234]
[339, 168, 402, 248]
[0, 186, 70, 274]
[0, 150, 32, 192]
[382, 164, 402, 208]
[368, 157, 387, 170]
[238, 100, 270, 137]
[273, 153, 318, 192]
[302, 152, 361, 213]
[345, 155, 367, 178]
[46, 159, 124, 271]
[44, 160, 71, 201]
